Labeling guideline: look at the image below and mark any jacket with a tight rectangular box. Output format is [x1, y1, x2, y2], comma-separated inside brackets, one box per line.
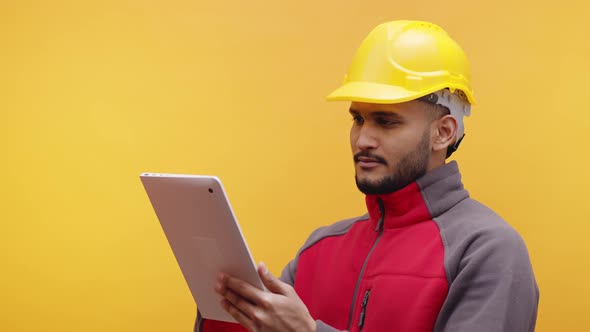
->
[196, 161, 539, 331]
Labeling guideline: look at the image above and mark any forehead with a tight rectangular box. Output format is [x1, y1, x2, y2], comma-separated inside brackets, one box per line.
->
[349, 100, 427, 119]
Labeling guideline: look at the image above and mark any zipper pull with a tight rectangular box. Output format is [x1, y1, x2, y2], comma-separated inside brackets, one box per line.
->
[358, 289, 371, 330]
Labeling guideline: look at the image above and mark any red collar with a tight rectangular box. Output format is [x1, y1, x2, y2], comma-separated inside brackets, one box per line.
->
[365, 181, 431, 230]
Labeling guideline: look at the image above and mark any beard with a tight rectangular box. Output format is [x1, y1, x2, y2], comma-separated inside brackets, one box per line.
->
[355, 129, 430, 195]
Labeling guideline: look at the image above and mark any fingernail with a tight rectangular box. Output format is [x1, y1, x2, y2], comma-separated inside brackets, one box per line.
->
[259, 262, 268, 275]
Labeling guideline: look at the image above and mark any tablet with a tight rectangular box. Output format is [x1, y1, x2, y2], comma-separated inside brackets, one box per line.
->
[140, 173, 263, 323]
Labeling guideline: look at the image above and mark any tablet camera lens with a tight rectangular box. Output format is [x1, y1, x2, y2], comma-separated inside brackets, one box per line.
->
[208, 188, 213, 193]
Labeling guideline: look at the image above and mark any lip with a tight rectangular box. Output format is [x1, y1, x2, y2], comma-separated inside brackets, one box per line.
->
[358, 161, 382, 168]
[354, 155, 385, 169]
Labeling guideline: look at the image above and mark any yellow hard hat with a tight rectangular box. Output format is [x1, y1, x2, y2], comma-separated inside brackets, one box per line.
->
[326, 20, 475, 105]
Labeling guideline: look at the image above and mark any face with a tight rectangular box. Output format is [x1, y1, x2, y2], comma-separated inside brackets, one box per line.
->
[350, 100, 433, 195]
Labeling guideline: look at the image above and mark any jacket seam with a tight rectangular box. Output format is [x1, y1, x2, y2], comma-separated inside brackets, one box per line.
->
[297, 216, 370, 258]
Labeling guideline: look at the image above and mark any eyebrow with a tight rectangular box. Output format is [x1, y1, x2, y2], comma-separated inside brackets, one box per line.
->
[349, 108, 404, 119]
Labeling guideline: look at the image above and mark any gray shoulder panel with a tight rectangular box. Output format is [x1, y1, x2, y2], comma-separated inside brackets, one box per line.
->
[433, 198, 539, 332]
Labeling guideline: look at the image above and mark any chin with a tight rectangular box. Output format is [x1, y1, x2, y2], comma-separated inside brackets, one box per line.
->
[356, 172, 387, 184]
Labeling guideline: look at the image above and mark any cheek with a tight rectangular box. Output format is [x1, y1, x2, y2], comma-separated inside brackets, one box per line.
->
[349, 127, 358, 148]
[380, 131, 420, 160]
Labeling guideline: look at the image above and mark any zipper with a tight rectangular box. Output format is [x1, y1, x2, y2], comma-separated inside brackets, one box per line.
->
[346, 198, 385, 331]
[358, 289, 371, 331]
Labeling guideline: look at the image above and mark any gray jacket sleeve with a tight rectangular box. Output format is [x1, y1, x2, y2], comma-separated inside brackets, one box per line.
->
[433, 210, 539, 332]
[194, 311, 203, 332]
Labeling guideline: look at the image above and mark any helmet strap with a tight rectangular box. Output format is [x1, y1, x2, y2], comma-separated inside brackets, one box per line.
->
[446, 133, 465, 158]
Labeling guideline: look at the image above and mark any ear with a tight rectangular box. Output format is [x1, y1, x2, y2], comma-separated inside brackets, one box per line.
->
[431, 115, 458, 153]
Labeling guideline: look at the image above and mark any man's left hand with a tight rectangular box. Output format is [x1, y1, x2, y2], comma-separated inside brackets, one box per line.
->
[215, 262, 316, 332]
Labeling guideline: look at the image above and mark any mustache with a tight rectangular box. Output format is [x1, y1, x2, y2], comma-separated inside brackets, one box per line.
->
[354, 151, 388, 165]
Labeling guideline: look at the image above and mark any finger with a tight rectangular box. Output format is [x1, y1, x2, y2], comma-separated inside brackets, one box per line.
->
[221, 286, 258, 317]
[258, 262, 290, 296]
[220, 273, 266, 304]
[222, 292, 268, 331]
[221, 299, 256, 331]
[215, 273, 242, 297]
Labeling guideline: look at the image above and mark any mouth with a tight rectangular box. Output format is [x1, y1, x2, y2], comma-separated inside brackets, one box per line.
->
[356, 156, 384, 169]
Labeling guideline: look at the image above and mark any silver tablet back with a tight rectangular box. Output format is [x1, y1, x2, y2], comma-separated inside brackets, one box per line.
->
[140, 173, 263, 322]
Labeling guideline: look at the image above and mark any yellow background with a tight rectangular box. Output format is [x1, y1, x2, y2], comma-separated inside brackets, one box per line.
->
[1, 0, 588, 331]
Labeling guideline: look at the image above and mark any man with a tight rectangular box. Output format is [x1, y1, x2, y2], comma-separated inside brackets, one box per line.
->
[195, 20, 539, 332]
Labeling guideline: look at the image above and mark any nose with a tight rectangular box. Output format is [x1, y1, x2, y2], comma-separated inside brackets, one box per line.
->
[354, 124, 378, 151]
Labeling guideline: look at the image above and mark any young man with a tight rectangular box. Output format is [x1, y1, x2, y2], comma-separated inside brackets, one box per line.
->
[196, 20, 539, 332]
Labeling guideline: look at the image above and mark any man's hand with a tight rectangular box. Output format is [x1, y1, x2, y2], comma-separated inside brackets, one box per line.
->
[215, 262, 316, 332]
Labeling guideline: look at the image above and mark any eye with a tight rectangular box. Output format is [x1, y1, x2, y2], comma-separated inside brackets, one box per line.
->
[351, 114, 364, 125]
[376, 117, 399, 126]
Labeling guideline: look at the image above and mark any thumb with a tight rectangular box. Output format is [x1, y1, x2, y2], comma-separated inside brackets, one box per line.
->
[258, 262, 288, 295]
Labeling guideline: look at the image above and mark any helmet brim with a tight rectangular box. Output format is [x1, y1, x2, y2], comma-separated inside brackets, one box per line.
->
[326, 81, 425, 104]
[326, 81, 475, 104]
